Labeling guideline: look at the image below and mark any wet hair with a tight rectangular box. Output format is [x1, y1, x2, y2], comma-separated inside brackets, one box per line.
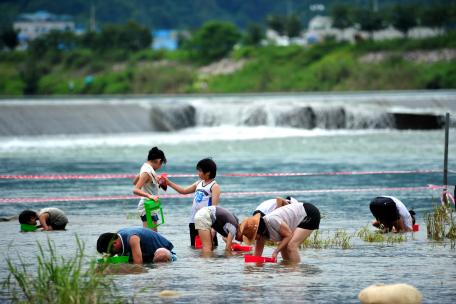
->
[409, 210, 416, 225]
[196, 158, 217, 179]
[97, 233, 118, 254]
[18, 210, 37, 224]
[258, 217, 269, 238]
[147, 147, 167, 165]
[252, 210, 266, 217]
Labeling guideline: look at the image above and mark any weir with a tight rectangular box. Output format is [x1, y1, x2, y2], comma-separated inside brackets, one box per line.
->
[0, 92, 455, 136]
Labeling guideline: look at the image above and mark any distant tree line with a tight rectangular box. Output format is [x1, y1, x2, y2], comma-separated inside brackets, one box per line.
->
[330, 3, 456, 38]
[1, 3, 456, 64]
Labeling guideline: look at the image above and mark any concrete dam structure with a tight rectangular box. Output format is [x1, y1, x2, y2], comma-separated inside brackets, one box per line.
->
[0, 91, 455, 136]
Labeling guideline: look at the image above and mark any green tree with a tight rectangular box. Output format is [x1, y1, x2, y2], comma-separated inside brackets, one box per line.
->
[266, 15, 286, 36]
[187, 21, 241, 64]
[331, 4, 353, 31]
[243, 23, 264, 46]
[120, 21, 152, 51]
[0, 26, 19, 50]
[98, 21, 152, 52]
[389, 5, 417, 37]
[420, 5, 450, 31]
[286, 14, 302, 38]
[20, 59, 40, 94]
[27, 30, 78, 58]
[355, 8, 385, 39]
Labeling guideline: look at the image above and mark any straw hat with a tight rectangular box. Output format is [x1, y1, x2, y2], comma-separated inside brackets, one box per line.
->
[240, 213, 261, 245]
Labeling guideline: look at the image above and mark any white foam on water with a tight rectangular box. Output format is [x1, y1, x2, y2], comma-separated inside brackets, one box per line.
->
[0, 126, 387, 151]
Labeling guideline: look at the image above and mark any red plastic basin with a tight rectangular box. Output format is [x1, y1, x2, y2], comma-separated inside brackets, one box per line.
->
[194, 235, 202, 249]
[244, 254, 276, 263]
[231, 243, 253, 251]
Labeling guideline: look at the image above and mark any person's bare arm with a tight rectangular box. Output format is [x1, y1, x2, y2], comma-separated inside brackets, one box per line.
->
[254, 235, 265, 256]
[38, 213, 51, 231]
[132, 174, 139, 185]
[393, 218, 407, 233]
[225, 231, 234, 251]
[273, 222, 293, 259]
[275, 197, 289, 208]
[166, 179, 198, 194]
[211, 183, 220, 206]
[129, 235, 143, 264]
[133, 173, 157, 200]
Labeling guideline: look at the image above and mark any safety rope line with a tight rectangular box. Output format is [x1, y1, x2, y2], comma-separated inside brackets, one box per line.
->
[0, 169, 451, 180]
[0, 185, 446, 204]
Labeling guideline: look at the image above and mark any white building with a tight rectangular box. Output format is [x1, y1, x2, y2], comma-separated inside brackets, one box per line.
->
[308, 15, 332, 31]
[14, 11, 75, 43]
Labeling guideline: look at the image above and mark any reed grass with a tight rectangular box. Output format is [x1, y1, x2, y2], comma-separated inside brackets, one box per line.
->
[3, 237, 121, 304]
[300, 229, 353, 249]
[356, 226, 408, 244]
[425, 204, 456, 248]
[265, 226, 409, 250]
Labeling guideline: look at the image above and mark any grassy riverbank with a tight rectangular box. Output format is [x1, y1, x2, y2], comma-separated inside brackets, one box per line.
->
[1, 31, 455, 96]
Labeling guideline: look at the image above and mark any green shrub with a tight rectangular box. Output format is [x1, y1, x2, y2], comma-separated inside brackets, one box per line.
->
[0, 50, 27, 63]
[419, 61, 456, 89]
[64, 49, 94, 69]
[130, 49, 165, 62]
[132, 63, 195, 93]
[0, 64, 24, 95]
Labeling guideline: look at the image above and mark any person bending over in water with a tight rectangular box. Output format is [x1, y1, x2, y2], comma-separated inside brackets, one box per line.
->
[253, 196, 300, 217]
[97, 227, 175, 264]
[369, 196, 416, 233]
[19, 207, 68, 231]
[240, 200, 320, 263]
[194, 206, 242, 255]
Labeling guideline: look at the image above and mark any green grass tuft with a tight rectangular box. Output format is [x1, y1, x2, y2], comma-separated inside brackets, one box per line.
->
[3, 237, 121, 304]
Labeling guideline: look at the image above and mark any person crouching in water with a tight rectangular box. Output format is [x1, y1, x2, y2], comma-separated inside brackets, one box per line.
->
[97, 227, 175, 264]
[253, 196, 300, 217]
[19, 207, 68, 231]
[240, 200, 320, 263]
[194, 206, 242, 255]
[369, 196, 416, 233]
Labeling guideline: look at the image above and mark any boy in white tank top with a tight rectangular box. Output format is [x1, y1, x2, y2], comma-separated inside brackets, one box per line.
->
[133, 147, 167, 231]
[165, 158, 220, 247]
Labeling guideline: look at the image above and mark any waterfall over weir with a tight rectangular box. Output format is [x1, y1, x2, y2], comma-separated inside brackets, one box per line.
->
[0, 91, 455, 136]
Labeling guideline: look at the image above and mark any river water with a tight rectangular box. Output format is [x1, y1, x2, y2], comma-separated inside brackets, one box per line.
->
[0, 93, 455, 303]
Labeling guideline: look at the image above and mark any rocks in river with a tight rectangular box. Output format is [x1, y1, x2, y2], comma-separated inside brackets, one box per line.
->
[159, 290, 181, 298]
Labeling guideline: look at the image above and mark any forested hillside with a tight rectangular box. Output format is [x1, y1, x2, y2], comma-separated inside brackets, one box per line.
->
[0, 0, 453, 29]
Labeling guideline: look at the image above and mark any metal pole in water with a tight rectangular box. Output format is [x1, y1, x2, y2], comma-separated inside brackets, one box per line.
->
[443, 113, 449, 190]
